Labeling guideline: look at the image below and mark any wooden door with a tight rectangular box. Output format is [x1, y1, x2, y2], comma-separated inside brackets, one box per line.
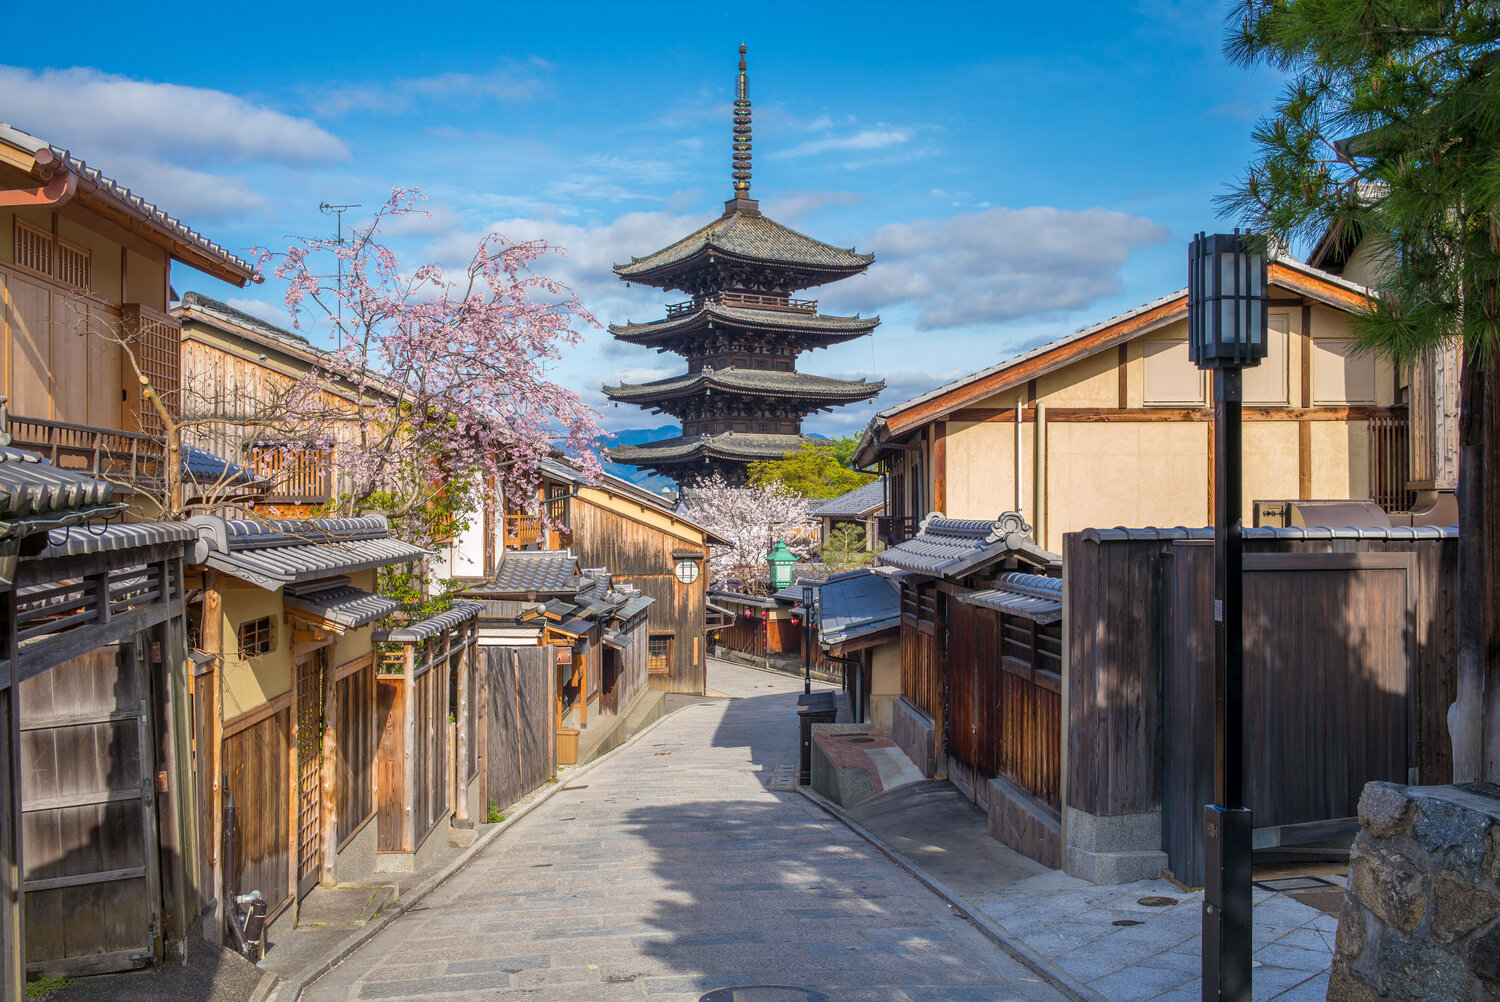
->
[18, 643, 160, 977]
[293, 654, 324, 899]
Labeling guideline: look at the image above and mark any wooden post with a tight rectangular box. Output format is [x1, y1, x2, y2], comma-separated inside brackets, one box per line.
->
[319, 649, 337, 886]
[401, 643, 416, 854]
[286, 657, 299, 922]
[1, 582, 21, 1002]
[453, 633, 469, 825]
[201, 571, 223, 944]
[932, 421, 947, 515]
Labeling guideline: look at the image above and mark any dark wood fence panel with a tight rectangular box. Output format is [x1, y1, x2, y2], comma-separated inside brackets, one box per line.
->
[1065, 535, 1167, 818]
[1162, 544, 1417, 885]
[481, 646, 556, 816]
[715, 616, 765, 657]
[1, 683, 18, 1002]
[335, 662, 375, 847]
[222, 707, 289, 919]
[19, 643, 157, 976]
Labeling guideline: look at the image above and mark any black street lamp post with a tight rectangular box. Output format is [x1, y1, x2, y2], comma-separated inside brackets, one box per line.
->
[801, 582, 815, 695]
[1188, 231, 1267, 1002]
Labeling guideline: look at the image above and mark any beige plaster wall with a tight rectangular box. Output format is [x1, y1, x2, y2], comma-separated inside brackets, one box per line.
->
[1035, 347, 1119, 406]
[869, 641, 901, 732]
[946, 419, 1033, 521]
[1243, 422, 1300, 518]
[220, 586, 291, 720]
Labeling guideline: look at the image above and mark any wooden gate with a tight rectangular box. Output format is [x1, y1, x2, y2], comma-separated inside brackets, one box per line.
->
[1162, 544, 1415, 886]
[294, 653, 323, 899]
[18, 643, 160, 976]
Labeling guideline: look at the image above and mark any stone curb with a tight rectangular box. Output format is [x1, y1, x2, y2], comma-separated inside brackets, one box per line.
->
[262, 705, 686, 1002]
[795, 784, 1111, 1002]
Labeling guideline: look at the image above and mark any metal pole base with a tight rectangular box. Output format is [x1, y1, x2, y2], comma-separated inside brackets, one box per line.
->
[1203, 804, 1253, 1001]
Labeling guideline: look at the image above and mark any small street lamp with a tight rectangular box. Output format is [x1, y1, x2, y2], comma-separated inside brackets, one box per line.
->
[801, 581, 816, 695]
[766, 538, 796, 590]
[1189, 230, 1267, 1002]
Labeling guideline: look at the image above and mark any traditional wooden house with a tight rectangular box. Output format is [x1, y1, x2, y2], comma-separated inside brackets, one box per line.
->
[0, 442, 206, 994]
[0, 125, 257, 501]
[603, 47, 882, 484]
[183, 514, 435, 928]
[876, 513, 1065, 865]
[445, 457, 722, 695]
[854, 257, 1413, 552]
[465, 549, 655, 767]
[812, 478, 885, 555]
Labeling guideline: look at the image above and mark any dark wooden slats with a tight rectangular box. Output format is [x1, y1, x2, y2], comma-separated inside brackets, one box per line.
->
[222, 706, 290, 919]
[335, 661, 375, 847]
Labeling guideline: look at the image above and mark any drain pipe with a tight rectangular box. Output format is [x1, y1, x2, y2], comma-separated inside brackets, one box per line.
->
[1014, 394, 1024, 515]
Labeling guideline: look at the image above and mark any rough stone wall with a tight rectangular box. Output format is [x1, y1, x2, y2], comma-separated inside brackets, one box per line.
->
[1330, 781, 1500, 1001]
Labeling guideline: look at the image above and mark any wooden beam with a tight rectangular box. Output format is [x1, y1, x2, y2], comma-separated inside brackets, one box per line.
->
[1206, 418, 1216, 526]
[932, 421, 947, 515]
[945, 405, 1400, 424]
[319, 648, 337, 887]
[1298, 420, 1313, 499]
[1301, 304, 1313, 408]
[201, 571, 223, 946]
[402, 643, 416, 854]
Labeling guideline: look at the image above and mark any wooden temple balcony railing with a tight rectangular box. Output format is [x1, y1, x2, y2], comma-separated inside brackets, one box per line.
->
[248, 445, 333, 506]
[876, 514, 919, 547]
[6, 413, 168, 487]
[503, 495, 572, 551]
[664, 290, 819, 318]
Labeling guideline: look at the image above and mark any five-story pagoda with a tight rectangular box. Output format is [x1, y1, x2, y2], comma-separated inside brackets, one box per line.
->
[604, 46, 882, 484]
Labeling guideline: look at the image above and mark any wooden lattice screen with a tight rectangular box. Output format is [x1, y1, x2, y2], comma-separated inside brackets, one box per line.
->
[122, 303, 181, 437]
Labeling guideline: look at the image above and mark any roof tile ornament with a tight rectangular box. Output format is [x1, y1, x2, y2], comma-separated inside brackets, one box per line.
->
[733, 44, 753, 195]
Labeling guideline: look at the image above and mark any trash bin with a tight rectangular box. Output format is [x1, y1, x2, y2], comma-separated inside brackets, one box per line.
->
[798, 696, 838, 786]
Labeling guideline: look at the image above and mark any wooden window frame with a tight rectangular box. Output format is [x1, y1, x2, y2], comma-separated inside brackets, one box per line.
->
[55, 237, 92, 292]
[647, 633, 673, 676]
[237, 615, 277, 658]
[14, 218, 53, 278]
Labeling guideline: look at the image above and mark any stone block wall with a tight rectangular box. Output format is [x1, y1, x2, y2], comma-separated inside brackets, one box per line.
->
[891, 696, 936, 779]
[1330, 781, 1500, 1001]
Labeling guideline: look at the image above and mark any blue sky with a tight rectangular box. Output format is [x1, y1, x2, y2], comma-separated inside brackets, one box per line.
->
[7, 0, 1284, 440]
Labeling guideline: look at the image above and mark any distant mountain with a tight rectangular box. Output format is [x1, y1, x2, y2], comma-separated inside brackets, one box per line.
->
[600, 425, 680, 495]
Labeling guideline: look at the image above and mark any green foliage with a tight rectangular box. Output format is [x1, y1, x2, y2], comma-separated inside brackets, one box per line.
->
[746, 438, 875, 499]
[819, 522, 875, 571]
[26, 978, 72, 1001]
[1221, 0, 1500, 366]
[486, 799, 505, 824]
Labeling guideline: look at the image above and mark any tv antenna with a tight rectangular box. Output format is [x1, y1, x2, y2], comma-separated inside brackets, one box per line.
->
[320, 202, 361, 348]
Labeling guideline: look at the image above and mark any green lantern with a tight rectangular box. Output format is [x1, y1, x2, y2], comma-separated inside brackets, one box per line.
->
[765, 538, 796, 590]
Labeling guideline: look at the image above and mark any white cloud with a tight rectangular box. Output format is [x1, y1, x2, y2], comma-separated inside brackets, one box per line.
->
[313, 64, 549, 117]
[0, 65, 347, 165]
[759, 190, 864, 225]
[832, 206, 1170, 329]
[783, 127, 914, 158]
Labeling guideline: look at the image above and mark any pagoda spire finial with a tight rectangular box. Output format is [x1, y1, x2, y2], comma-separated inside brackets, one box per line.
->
[732, 44, 752, 196]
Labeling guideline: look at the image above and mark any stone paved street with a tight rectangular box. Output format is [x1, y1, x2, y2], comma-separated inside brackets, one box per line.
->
[303, 661, 1065, 1001]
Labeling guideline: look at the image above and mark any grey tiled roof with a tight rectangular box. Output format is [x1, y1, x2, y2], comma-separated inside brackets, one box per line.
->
[1079, 525, 1457, 542]
[374, 601, 482, 642]
[609, 303, 878, 343]
[604, 368, 882, 404]
[283, 579, 401, 629]
[35, 521, 199, 559]
[614, 206, 873, 281]
[813, 477, 886, 519]
[0, 123, 256, 283]
[609, 431, 814, 465]
[0, 445, 118, 527]
[183, 444, 262, 489]
[958, 572, 1063, 625]
[179, 292, 312, 350]
[475, 550, 582, 596]
[818, 569, 900, 647]
[877, 512, 1059, 579]
[187, 514, 428, 590]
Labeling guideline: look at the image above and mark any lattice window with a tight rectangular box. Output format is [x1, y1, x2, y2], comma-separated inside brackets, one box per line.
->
[237, 615, 276, 658]
[14, 219, 51, 276]
[56, 239, 91, 291]
[647, 634, 673, 675]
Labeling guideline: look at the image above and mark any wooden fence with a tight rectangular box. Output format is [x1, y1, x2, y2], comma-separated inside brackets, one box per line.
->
[1064, 527, 1458, 887]
[480, 645, 556, 814]
[334, 658, 376, 848]
[222, 705, 290, 920]
[899, 580, 943, 723]
[947, 601, 1062, 811]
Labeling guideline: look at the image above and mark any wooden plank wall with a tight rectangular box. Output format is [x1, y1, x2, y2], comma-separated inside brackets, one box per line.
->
[19, 645, 154, 975]
[899, 581, 943, 723]
[570, 499, 708, 694]
[374, 677, 404, 853]
[947, 602, 1062, 811]
[481, 646, 556, 816]
[0, 681, 19, 1002]
[1064, 535, 1167, 818]
[411, 660, 450, 846]
[715, 617, 765, 658]
[222, 708, 290, 919]
[335, 662, 375, 847]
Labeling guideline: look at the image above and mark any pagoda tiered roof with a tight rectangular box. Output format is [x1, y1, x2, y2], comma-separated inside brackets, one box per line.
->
[603, 368, 883, 406]
[608, 430, 818, 468]
[609, 300, 879, 350]
[613, 199, 874, 292]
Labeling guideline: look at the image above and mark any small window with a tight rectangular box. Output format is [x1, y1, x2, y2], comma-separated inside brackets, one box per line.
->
[237, 616, 276, 658]
[14, 219, 52, 276]
[56, 239, 91, 291]
[647, 634, 673, 676]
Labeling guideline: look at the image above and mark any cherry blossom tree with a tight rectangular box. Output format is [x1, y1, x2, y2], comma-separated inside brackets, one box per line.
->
[680, 474, 817, 591]
[257, 189, 604, 544]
